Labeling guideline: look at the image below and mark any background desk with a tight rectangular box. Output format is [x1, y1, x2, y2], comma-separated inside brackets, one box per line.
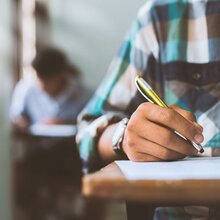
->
[83, 162, 220, 220]
[11, 130, 107, 220]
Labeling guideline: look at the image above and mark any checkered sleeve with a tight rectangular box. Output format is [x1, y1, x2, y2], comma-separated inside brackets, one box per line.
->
[76, 3, 158, 173]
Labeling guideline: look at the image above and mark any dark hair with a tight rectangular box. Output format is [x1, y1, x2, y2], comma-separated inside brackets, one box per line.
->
[32, 47, 79, 79]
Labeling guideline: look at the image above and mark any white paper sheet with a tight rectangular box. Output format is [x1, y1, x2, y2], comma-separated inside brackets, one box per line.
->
[29, 124, 77, 137]
[115, 157, 220, 180]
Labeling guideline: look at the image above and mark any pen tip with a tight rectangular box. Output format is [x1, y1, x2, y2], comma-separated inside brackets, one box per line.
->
[199, 149, 204, 153]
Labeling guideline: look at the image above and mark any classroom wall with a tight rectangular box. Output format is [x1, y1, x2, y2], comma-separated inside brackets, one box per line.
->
[47, 0, 146, 90]
[0, 0, 13, 219]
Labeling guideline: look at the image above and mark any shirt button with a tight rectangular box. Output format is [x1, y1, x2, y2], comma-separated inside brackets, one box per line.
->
[193, 73, 201, 80]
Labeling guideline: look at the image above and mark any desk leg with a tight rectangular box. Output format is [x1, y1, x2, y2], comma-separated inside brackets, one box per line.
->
[126, 202, 155, 220]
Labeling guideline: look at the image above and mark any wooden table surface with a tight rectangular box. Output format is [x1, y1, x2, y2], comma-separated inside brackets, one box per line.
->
[83, 162, 220, 205]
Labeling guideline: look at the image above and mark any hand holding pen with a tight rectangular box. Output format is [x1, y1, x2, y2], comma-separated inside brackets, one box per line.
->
[119, 76, 204, 162]
[135, 75, 204, 154]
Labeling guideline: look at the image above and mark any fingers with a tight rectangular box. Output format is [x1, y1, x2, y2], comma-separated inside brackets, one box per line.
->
[137, 103, 204, 144]
[127, 152, 161, 162]
[121, 102, 203, 163]
[192, 121, 203, 132]
[135, 137, 185, 161]
[169, 104, 196, 121]
[124, 128, 186, 161]
[170, 104, 203, 132]
[127, 118, 197, 156]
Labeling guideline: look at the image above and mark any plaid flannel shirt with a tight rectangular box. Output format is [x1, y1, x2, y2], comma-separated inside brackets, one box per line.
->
[77, 0, 220, 219]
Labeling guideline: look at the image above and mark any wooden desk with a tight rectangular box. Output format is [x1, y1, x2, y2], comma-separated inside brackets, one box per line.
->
[83, 162, 220, 219]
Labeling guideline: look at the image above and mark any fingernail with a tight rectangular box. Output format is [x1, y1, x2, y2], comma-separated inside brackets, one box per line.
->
[194, 134, 204, 143]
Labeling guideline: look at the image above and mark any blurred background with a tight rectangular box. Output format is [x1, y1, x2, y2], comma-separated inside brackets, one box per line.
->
[0, 0, 145, 219]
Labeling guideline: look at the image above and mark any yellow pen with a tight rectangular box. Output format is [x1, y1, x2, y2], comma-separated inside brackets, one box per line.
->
[135, 75, 204, 153]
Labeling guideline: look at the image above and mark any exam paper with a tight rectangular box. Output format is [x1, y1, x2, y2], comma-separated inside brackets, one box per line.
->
[115, 157, 220, 180]
[29, 124, 77, 137]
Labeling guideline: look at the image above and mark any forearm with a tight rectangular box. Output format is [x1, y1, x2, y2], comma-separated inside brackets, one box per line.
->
[41, 118, 76, 125]
[98, 123, 127, 165]
[11, 115, 30, 129]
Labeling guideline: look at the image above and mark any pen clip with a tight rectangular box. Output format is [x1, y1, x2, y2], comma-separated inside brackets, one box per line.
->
[135, 78, 154, 104]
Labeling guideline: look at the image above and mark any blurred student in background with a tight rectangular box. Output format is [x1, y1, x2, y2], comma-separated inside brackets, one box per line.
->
[10, 47, 90, 131]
